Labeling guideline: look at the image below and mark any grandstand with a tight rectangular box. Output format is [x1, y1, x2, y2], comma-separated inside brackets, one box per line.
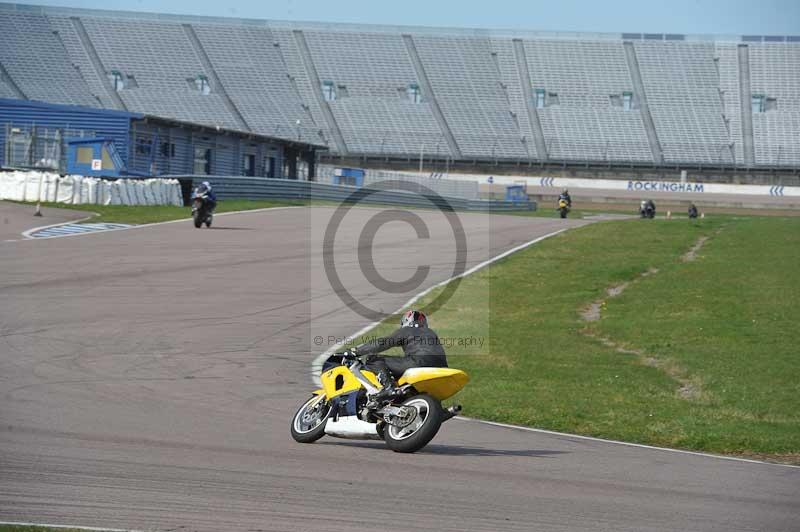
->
[0, 3, 798, 176]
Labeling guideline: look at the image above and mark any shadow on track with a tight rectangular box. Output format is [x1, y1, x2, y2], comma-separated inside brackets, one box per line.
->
[318, 440, 567, 458]
[207, 227, 255, 231]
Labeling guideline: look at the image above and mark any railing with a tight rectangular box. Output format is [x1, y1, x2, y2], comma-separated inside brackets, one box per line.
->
[172, 176, 535, 212]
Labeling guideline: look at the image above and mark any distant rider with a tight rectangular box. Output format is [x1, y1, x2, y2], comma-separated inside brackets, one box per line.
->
[196, 181, 217, 213]
[558, 188, 572, 208]
[688, 203, 698, 219]
[353, 310, 447, 407]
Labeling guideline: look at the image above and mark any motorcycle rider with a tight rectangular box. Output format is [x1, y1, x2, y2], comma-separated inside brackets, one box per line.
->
[640, 199, 656, 218]
[688, 203, 699, 219]
[558, 188, 572, 208]
[195, 181, 217, 213]
[352, 310, 447, 408]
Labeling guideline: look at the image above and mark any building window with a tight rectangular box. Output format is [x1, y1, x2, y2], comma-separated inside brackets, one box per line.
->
[76, 146, 93, 164]
[194, 147, 212, 175]
[407, 83, 422, 103]
[321, 80, 336, 101]
[101, 146, 115, 170]
[265, 156, 276, 178]
[752, 94, 765, 113]
[623, 91, 633, 111]
[765, 97, 778, 111]
[109, 69, 125, 91]
[243, 154, 256, 177]
[548, 92, 560, 106]
[160, 142, 176, 158]
[534, 88, 545, 109]
[195, 74, 211, 95]
[135, 137, 152, 156]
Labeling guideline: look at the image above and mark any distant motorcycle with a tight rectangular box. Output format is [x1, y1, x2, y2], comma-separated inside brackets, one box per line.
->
[191, 189, 213, 228]
[557, 198, 570, 219]
[639, 200, 656, 219]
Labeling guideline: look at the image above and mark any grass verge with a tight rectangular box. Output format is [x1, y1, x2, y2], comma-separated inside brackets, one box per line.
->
[356, 215, 800, 460]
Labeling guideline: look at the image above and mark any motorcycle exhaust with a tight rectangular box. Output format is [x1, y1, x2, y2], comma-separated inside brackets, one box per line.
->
[442, 404, 462, 421]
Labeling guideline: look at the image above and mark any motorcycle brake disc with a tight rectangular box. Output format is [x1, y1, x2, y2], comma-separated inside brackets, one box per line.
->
[387, 406, 418, 428]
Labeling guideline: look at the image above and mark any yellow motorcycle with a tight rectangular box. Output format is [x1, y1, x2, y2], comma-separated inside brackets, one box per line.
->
[291, 352, 469, 453]
[557, 198, 570, 219]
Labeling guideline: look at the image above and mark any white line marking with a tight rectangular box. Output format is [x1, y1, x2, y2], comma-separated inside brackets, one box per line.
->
[0, 521, 143, 531]
[454, 416, 800, 469]
[20, 205, 303, 240]
[21, 213, 97, 239]
[310, 228, 569, 384]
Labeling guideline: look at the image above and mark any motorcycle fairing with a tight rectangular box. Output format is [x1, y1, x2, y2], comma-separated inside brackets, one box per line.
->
[397, 368, 469, 401]
[320, 365, 380, 399]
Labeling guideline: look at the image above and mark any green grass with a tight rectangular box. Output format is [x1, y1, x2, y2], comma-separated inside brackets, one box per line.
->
[19, 198, 304, 224]
[357, 215, 800, 459]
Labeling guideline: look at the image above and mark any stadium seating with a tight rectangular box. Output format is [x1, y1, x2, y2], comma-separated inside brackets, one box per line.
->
[510, 38, 653, 162]
[0, 11, 98, 107]
[748, 43, 800, 165]
[634, 41, 731, 164]
[0, 4, 797, 167]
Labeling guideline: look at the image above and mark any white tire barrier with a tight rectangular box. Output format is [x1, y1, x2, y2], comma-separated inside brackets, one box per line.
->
[0, 171, 182, 206]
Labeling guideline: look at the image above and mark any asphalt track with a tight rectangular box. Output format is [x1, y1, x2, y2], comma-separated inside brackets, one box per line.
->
[1, 205, 798, 532]
[0, 201, 90, 241]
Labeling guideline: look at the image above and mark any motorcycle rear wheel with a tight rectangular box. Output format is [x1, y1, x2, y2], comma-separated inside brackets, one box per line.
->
[383, 394, 443, 453]
[290, 395, 331, 443]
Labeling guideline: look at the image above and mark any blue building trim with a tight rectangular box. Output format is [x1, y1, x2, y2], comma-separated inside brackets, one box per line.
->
[0, 98, 140, 168]
[1, 98, 321, 178]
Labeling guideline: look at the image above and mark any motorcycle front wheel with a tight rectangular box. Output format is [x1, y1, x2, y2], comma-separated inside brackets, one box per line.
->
[383, 394, 443, 453]
[192, 209, 203, 228]
[290, 395, 331, 443]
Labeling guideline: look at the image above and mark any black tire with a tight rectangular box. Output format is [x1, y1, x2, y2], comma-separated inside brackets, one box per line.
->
[193, 210, 203, 228]
[290, 395, 331, 444]
[205, 215, 212, 228]
[559, 208, 568, 219]
[383, 394, 443, 453]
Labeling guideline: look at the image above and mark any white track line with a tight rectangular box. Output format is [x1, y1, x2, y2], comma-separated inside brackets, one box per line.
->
[0, 521, 142, 531]
[310, 228, 568, 383]
[454, 416, 800, 469]
[20, 205, 303, 240]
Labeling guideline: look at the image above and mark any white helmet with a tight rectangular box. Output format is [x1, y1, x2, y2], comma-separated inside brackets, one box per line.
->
[400, 310, 427, 328]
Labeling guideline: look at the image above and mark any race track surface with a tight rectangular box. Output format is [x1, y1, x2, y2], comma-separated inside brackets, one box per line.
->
[1, 206, 797, 532]
[0, 201, 90, 240]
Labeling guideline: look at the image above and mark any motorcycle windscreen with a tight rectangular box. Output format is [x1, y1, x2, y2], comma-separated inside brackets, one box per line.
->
[397, 368, 469, 401]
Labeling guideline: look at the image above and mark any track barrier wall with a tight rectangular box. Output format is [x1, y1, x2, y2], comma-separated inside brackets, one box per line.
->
[176, 176, 535, 212]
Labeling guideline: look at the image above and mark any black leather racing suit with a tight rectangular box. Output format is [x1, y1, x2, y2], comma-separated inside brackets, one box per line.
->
[357, 326, 448, 381]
